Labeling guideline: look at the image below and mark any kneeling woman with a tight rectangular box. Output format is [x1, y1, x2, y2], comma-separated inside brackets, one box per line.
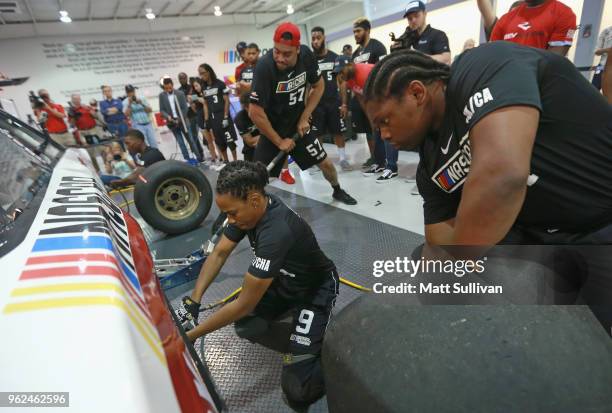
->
[181, 161, 339, 411]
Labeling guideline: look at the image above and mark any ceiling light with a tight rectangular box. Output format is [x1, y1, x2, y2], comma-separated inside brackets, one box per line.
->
[214, 5, 222, 16]
[286, 4, 294, 14]
[59, 10, 72, 23]
[145, 8, 155, 20]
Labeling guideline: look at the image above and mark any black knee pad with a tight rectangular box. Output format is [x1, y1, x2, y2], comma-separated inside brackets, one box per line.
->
[234, 315, 268, 340]
[281, 355, 325, 407]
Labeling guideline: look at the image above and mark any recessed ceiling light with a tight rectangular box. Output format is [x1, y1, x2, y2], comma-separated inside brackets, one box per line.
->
[59, 10, 72, 23]
[214, 5, 222, 16]
[145, 8, 155, 20]
[286, 4, 294, 14]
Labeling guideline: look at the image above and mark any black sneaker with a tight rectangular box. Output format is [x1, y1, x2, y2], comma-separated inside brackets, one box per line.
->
[282, 393, 310, 413]
[361, 157, 375, 169]
[375, 169, 398, 183]
[333, 188, 357, 205]
[362, 164, 385, 176]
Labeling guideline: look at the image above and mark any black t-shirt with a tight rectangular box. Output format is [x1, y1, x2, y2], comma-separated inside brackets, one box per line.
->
[240, 65, 256, 84]
[409, 25, 450, 56]
[417, 42, 612, 232]
[316, 50, 340, 103]
[250, 45, 321, 138]
[204, 79, 229, 114]
[139, 146, 166, 167]
[234, 109, 258, 155]
[224, 194, 335, 295]
[352, 38, 387, 64]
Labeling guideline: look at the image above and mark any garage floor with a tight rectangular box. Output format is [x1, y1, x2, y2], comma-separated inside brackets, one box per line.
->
[118, 165, 425, 413]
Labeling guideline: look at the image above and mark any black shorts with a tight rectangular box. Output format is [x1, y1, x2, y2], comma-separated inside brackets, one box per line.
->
[312, 101, 346, 136]
[254, 130, 328, 177]
[350, 97, 371, 135]
[209, 112, 237, 151]
[250, 269, 339, 355]
[243, 144, 255, 162]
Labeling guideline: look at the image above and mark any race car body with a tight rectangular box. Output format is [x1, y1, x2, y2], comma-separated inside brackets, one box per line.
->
[0, 110, 219, 413]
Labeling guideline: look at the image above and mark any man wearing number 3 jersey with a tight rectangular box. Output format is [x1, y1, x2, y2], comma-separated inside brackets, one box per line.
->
[181, 161, 339, 411]
[249, 22, 357, 205]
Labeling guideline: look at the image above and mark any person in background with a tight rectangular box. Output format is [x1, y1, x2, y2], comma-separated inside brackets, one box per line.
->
[234, 41, 248, 89]
[179, 72, 205, 157]
[236, 43, 260, 95]
[199, 63, 238, 167]
[89, 98, 107, 130]
[593, 26, 612, 97]
[349, 17, 387, 173]
[110, 129, 166, 187]
[234, 91, 259, 162]
[489, 0, 576, 56]
[189, 78, 219, 164]
[122, 85, 158, 149]
[311, 26, 351, 171]
[477, 0, 523, 40]
[159, 77, 203, 162]
[68, 93, 105, 170]
[342, 44, 353, 57]
[34, 89, 75, 146]
[100, 86, 128, 138]
[99, 141, 136, 186]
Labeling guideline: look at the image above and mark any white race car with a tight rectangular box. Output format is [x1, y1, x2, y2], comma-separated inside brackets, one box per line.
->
[0, 109, 222, 412]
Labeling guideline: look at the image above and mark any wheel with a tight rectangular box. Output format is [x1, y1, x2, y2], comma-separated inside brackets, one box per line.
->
[211, 212, 227, 236]
[134, 160, 213, 234]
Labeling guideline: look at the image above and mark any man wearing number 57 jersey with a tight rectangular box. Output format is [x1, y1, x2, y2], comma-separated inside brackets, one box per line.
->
[249, 22, 357, 205]
[180, 161, 340, 411]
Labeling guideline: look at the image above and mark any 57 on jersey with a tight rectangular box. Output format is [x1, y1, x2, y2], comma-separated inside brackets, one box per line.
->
[276, 72, 307, 106]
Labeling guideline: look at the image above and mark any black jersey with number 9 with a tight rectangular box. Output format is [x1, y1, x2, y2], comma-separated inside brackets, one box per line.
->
[250, 45, 321, 137]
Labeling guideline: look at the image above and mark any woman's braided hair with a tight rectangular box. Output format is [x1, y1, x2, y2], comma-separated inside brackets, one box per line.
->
[216, 161, 269, 200]
[364, 49, 451, 101]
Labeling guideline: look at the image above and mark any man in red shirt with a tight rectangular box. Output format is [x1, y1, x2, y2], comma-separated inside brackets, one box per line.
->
[34, 89, 75, 146]
[490, 0, 576, 56]
[69, 93, 105, 170]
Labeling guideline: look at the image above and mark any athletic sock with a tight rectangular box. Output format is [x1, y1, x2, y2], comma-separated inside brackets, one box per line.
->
[338, 147, 346, 161]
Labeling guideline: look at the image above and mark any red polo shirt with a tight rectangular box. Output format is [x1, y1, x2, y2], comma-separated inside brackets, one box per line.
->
[490, 0, 577, 50]
[234, 62, 246, 82]
[41, 103, 68, 133]
[71, 105, 97, 130]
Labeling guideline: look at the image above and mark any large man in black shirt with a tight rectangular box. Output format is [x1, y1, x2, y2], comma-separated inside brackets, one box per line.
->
[363, 43, 612, 332]
[180, 161, 339, 410]
[348, 18, 388, 171]
[249, 22, 356, 205]
[311, 26, 350, 171]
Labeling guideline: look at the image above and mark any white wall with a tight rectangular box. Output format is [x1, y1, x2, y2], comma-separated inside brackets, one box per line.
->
[0, 25, 277, 118]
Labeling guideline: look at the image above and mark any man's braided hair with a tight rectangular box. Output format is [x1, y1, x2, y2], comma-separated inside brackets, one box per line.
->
[364, 49, 451, 102]
[216, 161, 269, 200]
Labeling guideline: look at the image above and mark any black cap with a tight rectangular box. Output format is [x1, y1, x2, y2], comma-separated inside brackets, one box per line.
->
[236, 41, 247, 53]
[403, 1, 426, 17]
[125, 84, 137, 93]
[333, 55, 352, 74]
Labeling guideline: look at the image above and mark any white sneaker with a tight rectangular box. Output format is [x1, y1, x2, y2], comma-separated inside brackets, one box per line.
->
[339, 159, 352, 171]
[362, 164, 384, 176]
[376, 169, 398, 183]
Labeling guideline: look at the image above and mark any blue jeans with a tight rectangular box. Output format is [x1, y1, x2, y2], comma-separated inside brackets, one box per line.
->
[373, 130, 386, 167]
[170, 126, 201, 161]
[99, 174, 121, 185]
[188, 117, 205, 159]
[133, 122, 158, 148]
[384, 140, 398, 172]
[106, 121, 128, 138]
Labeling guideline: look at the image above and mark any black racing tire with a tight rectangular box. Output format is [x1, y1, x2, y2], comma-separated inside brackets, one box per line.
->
[134, 160, 213, 235]
[211, 212, 227, 236]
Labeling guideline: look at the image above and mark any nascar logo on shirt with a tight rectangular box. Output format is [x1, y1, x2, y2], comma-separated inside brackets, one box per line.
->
[252, 256, 271, 272]
[431, 133, 471, 193]
[276, 72, 307, 93]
